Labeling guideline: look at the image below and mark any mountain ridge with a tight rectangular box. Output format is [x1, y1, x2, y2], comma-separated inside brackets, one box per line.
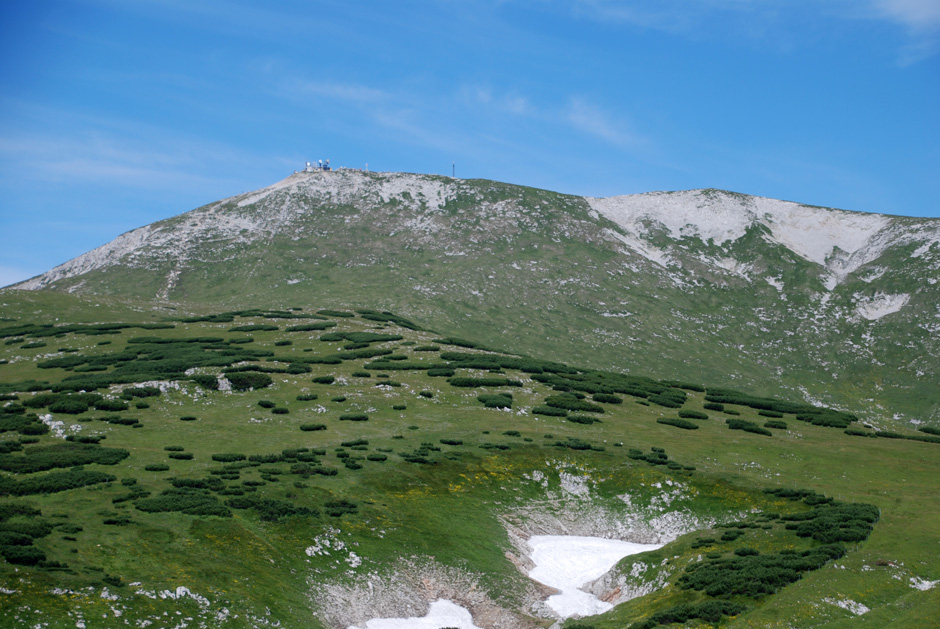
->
[10, 170, 940, 426]
[15, 171, 939, 293]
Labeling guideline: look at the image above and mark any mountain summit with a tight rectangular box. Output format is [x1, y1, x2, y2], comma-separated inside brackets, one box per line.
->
[13, 170, 940, 424]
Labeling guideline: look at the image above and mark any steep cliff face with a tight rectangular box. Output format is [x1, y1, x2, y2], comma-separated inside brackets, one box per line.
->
[13, 170, 940, 424]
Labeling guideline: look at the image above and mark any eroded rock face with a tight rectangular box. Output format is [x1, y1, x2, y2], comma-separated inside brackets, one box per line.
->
[311, 559, 540, 629]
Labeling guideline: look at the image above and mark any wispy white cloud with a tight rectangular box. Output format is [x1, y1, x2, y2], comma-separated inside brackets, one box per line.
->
[566, 97, 643, 148]
[460, 85, 533, 116]
[872, 0, 940, 30]
[0, 101, 277, 202]
[869, 0, 940, 63]
[279, 80, 387, 104]
[565, 0, 940, 60]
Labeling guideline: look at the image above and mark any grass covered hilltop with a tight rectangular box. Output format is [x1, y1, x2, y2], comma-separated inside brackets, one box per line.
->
[0, 290, 937, 627]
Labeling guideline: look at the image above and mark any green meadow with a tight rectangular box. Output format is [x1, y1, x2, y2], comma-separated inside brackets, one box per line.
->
[0, 291, 937, 627]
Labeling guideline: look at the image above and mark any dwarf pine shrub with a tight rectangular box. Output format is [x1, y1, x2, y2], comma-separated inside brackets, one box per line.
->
[657, 418, 699, 430]
[339, 413, 369, 422]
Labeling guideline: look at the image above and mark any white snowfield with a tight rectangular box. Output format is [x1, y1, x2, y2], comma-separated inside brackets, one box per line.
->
[345, 599, 482, 629]
[527, 535, 663, 618]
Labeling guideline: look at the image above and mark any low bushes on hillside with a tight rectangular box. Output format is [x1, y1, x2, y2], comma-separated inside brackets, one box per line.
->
[285, 322, 337, 332]
[226, 495, 317, 521]
[726, 419, 772, 436]
[544, 395, 604, 414]
[0, 469, 116, 496]
[567, 414, 601, 425]
[477, 393, 512, 409]
[0, 443, 129, 473]
[338, 413, 369, 422]
[228, 324, 279, 332]
[211, 453, 247, 462]
[225, 372, 273, 390]
[447, 377, 522, 388]
[532, 406, 567, 417]
[135, 488, 231, 517]
[657, 418, 699, 430]
[630, 600, 747, 629]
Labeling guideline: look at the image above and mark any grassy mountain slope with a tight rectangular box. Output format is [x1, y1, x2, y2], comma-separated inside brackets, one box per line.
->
[0, 291, 938, 627]
[12, 172, 940, 428]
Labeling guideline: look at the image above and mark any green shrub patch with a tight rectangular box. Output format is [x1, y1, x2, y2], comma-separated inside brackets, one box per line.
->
[0, 443, 129, 473]
[553, 437, 604, 452]
[225, 495, 317, 521]
[224, 372, 274, 390]
[647, 391, 686, 409]
[320, 332, 403, 344]
[657, 418, 699, 430]
[765, 420, 788, 430]
[544, 395, 604, 413]
[316, 309, 354, 318]
[726, 418, 772, 436]
[211, 453, 247, 462]
[678, 543, 847, 597]
[339, 413, 369, 422]
[135, 488, 231, 517]
[678, 410, 708, 420]
[121, 386, 161, 399]
[477, 394, 513, 409]
[566, 414, 601, 425]
[285, 322, 337, 332]
[0, 469, 116, 495]
[323, 499, 358, 517]
[94, 399, 129, 412]
[229, 324, 279, 332]
[427, 368, 455, 377]
[630, 600, 747, 629]
[532, 406, 567, 417]
[447, 377, 522, 388]
[300, 423, 327, 431]
[354, 309, 423, 330]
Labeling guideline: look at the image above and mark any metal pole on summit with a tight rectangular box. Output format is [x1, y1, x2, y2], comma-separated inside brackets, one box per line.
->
[452, 162, 455, 178]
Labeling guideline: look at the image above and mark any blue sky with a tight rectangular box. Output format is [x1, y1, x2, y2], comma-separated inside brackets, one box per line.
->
[1, 0, 938, 286]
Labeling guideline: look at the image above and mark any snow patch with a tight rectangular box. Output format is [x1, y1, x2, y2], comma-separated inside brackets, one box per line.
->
[526, 535, 662, 618]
